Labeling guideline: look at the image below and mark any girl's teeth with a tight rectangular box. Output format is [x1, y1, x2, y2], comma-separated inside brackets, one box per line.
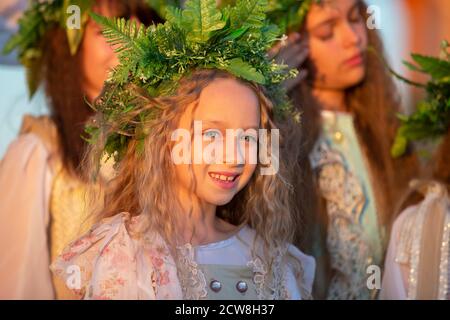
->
[210, 173, 237, 182]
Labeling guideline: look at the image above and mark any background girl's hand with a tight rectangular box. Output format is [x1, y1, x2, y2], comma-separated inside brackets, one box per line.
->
[269, 32, 309, 92]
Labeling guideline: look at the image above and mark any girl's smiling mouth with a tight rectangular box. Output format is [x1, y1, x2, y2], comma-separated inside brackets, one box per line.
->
[208, 171, 241, 189]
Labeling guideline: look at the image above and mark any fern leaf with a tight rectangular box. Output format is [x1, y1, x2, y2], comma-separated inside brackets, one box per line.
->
[165, 6, 183, 25]
[90, 12, 144, 54]
[230, 0, 268, 30]
[411, 54, 450, 81]
[182, 0, 226, 43]
[223, 58, 266, 84]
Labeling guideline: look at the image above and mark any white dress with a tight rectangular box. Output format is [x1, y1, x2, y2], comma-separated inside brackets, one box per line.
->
[50, 212, 316, 300]
[0, 119, 55, 299]
[380, 181, 450, 300]
[0, 115, 110, 299]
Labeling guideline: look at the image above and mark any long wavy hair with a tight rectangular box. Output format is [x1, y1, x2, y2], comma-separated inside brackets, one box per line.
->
[86, 69, 300, 257]
[40, 0, 162, 176]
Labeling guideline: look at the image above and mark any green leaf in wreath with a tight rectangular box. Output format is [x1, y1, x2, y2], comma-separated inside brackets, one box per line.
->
[230, 0, 268, 31]
[391, 131, 408, 158]
[411, 53, 450, 81]
[223, 58, 266, 84]
[182, 0, 226, 43]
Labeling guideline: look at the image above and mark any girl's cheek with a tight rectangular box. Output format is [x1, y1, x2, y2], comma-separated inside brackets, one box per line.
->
[310, 39, 332, 64]
[309, 46, 333, 78]
[359, 26, 369, 49]
[250, 163, 257, 176]
[87, 29, 118, 66]
[240, 164, 257, 188]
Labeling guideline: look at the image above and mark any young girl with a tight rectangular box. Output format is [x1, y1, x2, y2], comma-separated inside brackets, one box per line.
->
[0, 0, 161, 299]
[381, 47, 450, 300]
[271, 0, 419, 299]
[50, 0, 315, 300]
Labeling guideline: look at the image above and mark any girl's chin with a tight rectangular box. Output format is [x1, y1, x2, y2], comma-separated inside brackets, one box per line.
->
[202, 192, 237, 207]
[315, 68, 366, 90]
[200, 178, 246, 206]
[342, 68, 366, 87]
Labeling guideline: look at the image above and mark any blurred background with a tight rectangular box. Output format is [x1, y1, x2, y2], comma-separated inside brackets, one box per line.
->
[0, 0, 449, 157]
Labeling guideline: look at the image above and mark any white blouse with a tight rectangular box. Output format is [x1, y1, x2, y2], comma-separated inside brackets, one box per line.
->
[381, 181, 450, 300]
[0, 133, 55, 299]
[379, 206, 412, 299]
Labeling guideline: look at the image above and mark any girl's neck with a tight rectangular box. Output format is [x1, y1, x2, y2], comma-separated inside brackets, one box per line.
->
[312, 87, 348, 113]
[176, 190, 237, 246]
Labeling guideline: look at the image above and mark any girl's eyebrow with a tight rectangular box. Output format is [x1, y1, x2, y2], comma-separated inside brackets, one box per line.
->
[312, 17, 336, 29]
[201, 120, 227, 127]
[311, 0, 360, 30]
[201, 120, 259, 130]
[310, 9, 339, 30]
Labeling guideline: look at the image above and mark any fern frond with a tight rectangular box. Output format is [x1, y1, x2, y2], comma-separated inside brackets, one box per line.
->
[90, 12, 145, 55]
[182, 0, 226, 43]
[230, 0, 268, 30]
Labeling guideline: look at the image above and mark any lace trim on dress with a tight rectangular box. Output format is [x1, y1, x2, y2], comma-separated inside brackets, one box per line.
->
[175, 235, 299, 300]
[310, 138, 374, 300]
[246, 245, 294, 300]
[176, 243, 208, 300]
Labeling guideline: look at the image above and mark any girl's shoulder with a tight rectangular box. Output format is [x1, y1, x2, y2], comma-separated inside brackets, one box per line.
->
[50, 212, 181, 299]
[391, 180, 449, 261]
[239, 225, 316, 272]
[51, 213, 140, 299]
[393, 180, 449, 237]
[19, 115, 59, 155]
[284, 243, 316, 299]
[1, 115, 60, 173]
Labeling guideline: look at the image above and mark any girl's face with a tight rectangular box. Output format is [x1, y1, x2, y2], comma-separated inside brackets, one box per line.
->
[305, 0, 368, 90]
[81, 1, 129, 101]
[174, 78, 260, 207]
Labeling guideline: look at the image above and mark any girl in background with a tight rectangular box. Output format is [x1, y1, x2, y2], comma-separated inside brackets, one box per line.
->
[274, 0, 418, 299]
[381, 46, 450, 300]
[0, 0, 161, 299]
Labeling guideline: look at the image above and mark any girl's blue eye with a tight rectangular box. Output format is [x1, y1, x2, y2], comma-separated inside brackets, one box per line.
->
[241, 134, 257, 143]
[204, 130, 221, 139]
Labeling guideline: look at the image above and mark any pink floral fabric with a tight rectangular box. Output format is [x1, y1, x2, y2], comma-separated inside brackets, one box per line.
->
[50, 213, 183, 299]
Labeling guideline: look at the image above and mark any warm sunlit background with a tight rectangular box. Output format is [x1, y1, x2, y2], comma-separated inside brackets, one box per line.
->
[0, 0, 449, 157]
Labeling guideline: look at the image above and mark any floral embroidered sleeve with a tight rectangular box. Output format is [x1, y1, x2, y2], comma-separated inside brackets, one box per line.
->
[50, 213, 140, 299]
